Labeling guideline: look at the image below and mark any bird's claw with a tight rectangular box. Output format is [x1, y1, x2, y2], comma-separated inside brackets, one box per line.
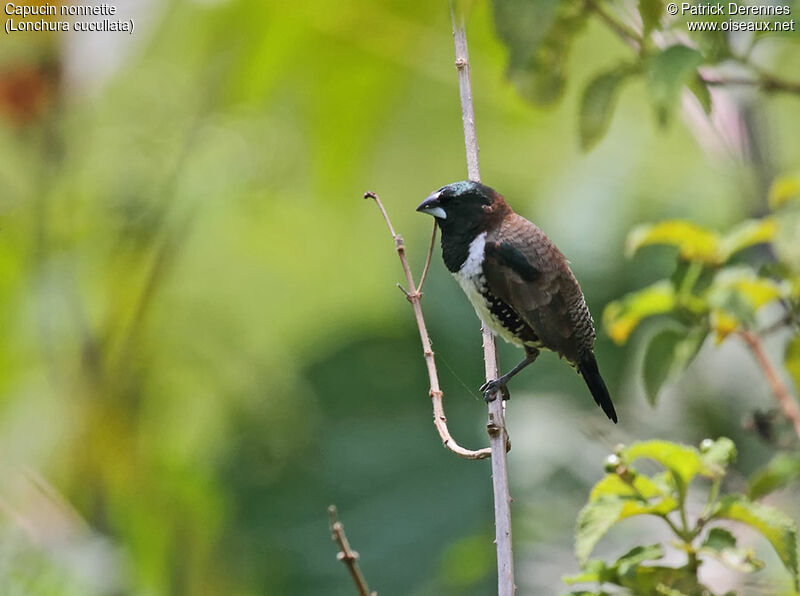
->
[480, 379, 510, 402]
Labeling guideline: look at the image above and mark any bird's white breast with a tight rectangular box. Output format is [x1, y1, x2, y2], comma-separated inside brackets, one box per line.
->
[452, 232, 524, 347]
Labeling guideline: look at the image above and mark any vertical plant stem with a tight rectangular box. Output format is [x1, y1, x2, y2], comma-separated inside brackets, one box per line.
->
[450, 3, 515, 594]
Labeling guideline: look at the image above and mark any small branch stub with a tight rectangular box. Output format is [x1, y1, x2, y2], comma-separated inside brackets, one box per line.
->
[328, 505, 377, 596]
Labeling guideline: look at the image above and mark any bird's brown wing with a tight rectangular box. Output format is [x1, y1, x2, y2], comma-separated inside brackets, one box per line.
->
[482, 215, 594, 362]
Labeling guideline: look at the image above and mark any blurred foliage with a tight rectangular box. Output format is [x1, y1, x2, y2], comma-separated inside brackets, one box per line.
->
[603, 176, 800, 403]
[565, 438, 799, 595]
[491, 0, 800, 149]
[1, 0, 800, 595]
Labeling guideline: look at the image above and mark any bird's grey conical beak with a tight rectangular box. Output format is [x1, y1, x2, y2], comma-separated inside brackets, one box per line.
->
[416, 192, 447, 219]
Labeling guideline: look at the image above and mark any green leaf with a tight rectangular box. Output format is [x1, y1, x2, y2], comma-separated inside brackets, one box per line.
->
[618, 565, 702, 595]
[579, 64, 637, 150]
[590, 472, 665, 501]
[642, 327, 682, 405]
[641, 325, 706, 405]
[603, 281, 677, 344]
[575, 496, 678, 562]
[626, 220, 719, 262]
[768, 173, 800, 210]
[749, 451, 800, 500]
[706, 267, 786, 329]
[628, 217, 776, 266]
[718, 217, 777, 262]
[492, 0, 589, 104]
[615, 543, 665, 576]
[786, 335, 800, 396]
[647, 45, 704, 125]
[773, 211, 800, 271]
[639, 0, 663, 35]
[563, 559, 614, 585]
[622, 441, 718, 491]
[711, 494, 799, 589]
[687, 74, 712, 114]
[700, 527, 765, 573]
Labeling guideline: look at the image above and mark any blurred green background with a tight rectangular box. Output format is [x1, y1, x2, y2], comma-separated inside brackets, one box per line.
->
[1, 0, 799, 594]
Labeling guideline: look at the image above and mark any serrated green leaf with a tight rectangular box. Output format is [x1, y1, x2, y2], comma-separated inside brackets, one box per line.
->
[603, 281, 677, 344]
[622, 441, 716, 490]
[579, 64, 637, 150]
[590, 472, 665, 501]
[576, 496, 678, 562]
[749, 451, 800, 500]
[786, 335, 800, 396]
[700, 527, 765, 573]
[639, 0, 663, 35]
[615, 543, 665, 576]
[768, 174, 800, 210]
[711, 494, 799, 589]
[626, 220, 719, 262]
[648, 45, 704, 125]
[718, 217, 777, 261]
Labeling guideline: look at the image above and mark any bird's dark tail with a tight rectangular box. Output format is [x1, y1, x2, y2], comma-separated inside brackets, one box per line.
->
[578, 354, 617, 423]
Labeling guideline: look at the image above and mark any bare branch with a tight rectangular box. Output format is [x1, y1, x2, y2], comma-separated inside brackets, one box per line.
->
[739, 331, 800, 439]
[328, 505, 377, 596]
[365, 191, 491, 459]
[450, 3, 516, 594]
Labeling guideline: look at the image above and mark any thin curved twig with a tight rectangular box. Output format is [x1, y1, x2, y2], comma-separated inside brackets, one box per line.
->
[364, 191, 491, 460]
[417, 221, 437, 293]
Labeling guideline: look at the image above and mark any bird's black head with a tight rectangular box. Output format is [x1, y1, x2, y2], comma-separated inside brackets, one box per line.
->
[416, 181, 507, 236]
[417, 181, 510, 272]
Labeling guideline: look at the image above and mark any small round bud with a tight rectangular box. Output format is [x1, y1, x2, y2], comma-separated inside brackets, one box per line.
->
[699, 438, 714, 452]
[613, 443, 625, 456]
[604, 454, 621, 473]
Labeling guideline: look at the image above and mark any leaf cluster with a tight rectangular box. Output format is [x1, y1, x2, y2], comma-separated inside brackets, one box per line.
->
[603, 175, 800, 405]
[565, 438, 799, 595]
[491, 0, 799, 149]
